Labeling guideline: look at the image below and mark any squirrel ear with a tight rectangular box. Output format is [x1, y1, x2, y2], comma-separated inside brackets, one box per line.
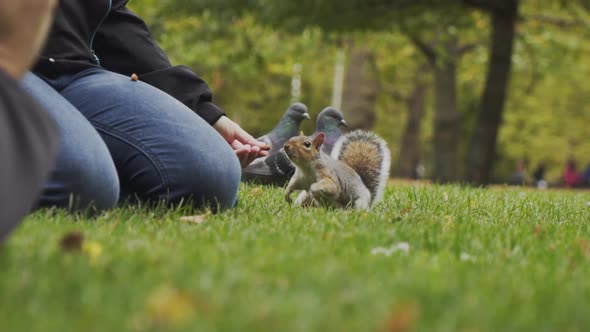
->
[313, 133, 325, 150]
[299, 131, 304, 137]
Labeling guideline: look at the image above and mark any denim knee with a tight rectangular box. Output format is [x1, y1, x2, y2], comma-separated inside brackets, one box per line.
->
[41, 152, 120, 211]
[72, 164, 120, 210]
[22, 71, 120, 211]
[168, 146, 241, 210]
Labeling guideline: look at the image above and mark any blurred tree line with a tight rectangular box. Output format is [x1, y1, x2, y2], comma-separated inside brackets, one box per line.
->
[131, 0, 590, 185]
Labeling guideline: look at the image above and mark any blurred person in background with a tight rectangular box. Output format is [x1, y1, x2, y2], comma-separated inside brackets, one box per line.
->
[511, 159, 529, 186]
[563, 158, 582, 188]
[532, 162, 547, 189]
[582, 163, 590, 187]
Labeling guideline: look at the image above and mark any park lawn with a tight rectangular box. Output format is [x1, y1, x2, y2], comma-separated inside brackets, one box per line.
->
[1, 183, 590, 332]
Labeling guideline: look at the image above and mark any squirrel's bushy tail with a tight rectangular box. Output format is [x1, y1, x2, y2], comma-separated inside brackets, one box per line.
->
[331, 130, 391, 206]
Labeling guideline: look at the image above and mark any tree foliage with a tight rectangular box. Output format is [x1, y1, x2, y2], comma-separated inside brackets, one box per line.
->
[131, 0, 590, 184]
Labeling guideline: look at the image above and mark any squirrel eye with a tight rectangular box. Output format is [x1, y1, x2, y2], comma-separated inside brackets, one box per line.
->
[304, 141, 312, 148]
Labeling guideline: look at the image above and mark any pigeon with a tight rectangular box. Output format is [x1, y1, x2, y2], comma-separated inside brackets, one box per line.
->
[242, 102, 310, 185]
[256, 102, 310, 150]
[312, 106, 348, 154]
[242, 106, 348, 187]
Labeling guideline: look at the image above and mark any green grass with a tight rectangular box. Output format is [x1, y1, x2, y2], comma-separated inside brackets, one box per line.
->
[2, 183, 590, 332]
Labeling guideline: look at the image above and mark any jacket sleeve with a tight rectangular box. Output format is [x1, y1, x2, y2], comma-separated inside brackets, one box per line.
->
[92, 6, 225, 125]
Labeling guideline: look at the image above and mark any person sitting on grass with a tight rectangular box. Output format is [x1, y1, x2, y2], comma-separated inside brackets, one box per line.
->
[23, 0, 268, 212]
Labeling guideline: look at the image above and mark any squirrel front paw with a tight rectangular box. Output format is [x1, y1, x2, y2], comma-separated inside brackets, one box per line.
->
[285, 192, 293, 204]
[295, 191, 315, 207]
[310, 183, 334, 198]
[309, 183, 322, 194]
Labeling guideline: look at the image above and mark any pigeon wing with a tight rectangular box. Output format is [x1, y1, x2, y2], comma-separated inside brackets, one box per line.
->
[241, 150, 294, 186]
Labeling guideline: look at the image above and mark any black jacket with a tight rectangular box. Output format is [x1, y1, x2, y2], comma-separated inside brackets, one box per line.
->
[34, 0, 225, 125]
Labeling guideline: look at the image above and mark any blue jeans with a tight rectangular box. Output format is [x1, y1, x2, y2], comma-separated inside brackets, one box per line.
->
[22, 68, 241, 210]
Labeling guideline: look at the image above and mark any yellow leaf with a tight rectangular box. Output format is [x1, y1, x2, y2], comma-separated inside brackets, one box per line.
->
[145, 285, 195, 327]
[251, 186, 264, 197]
[82, 241, 103, 263]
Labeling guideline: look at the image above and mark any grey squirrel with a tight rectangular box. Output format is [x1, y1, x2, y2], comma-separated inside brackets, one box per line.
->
[283, 130, 391, 210]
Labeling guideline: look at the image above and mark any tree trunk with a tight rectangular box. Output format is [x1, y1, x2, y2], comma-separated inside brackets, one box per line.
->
[465, 0, 519, 185]
[394, 64, 429, 179]
[342, 46, 379, 130]
[432, 40, 460, 183]
[408, 35, 461, 183]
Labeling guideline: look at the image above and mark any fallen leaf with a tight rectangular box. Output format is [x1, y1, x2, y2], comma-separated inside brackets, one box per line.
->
[251, 186, 264, 197]
[60, 231, 84, 252]
[82, 241, 103, 263]
[383, 301, 419, 332]
[533, 225, 545, 236]
[144, 285, 211, 328]
[179, 211, 212, 224]
[400, 206, 412, 216]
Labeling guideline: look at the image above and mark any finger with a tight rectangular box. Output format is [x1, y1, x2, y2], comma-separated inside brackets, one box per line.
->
[233, 127, 270, 150]
[234, 144, 254, 168]
[232, 139, 266, 167]
[231, 139, 246, 151]
[246, 146, 260, 166]
[235, 128, 261, 145]
[234, 145, 249, 156]
[247, 138, 269, 149]
[233, 141, 248, 156]
[248, 143, 268, 157]
[238, 127, 256, 141]
[235, 149, 249, 168]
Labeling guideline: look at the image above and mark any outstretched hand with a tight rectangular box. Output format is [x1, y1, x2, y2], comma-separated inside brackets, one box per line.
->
[213, 116, 269, 168]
